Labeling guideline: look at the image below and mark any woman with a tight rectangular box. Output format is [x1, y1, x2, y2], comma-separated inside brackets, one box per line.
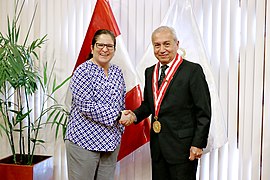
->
[65, 29, 126, 180]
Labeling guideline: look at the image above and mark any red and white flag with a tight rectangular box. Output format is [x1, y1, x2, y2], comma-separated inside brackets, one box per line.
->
[74, 0, 150, 161]
[137, 0, 227, 153]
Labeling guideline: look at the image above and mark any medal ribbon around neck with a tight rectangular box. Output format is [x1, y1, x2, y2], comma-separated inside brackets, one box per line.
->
[152, 54, 183, 118]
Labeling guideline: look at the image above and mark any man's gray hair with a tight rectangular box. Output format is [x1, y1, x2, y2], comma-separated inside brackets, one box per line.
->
[151, 26, 178, 42]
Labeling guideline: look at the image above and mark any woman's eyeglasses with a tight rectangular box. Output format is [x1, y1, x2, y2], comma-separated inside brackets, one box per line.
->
[95, 43, 115, 50]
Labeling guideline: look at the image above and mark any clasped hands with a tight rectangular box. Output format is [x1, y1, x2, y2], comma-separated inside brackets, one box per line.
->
[118, 110, 136, 126]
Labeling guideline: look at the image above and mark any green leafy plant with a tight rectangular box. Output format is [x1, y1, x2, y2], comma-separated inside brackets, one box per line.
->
[0, 0, 70, 165]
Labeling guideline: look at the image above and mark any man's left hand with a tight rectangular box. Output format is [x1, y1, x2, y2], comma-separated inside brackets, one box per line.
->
[189, 146, 203, 161]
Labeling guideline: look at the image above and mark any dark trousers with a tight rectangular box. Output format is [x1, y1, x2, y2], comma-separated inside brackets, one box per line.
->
[152, 154, 198, 180]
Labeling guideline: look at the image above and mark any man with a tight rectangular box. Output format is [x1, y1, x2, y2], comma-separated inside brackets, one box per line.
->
[120, 26, 211, 180]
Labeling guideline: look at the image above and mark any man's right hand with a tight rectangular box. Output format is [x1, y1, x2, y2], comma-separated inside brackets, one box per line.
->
[119, 110, 136, 126]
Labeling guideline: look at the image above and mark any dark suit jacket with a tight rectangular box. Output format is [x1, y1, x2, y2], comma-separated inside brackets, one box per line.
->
[134, 59, 211, 164]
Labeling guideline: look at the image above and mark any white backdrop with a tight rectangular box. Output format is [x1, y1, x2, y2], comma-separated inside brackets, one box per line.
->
[0, 0, 269, 179]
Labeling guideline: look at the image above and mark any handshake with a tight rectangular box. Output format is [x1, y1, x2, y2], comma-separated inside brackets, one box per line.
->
[118, 110, 137, 126]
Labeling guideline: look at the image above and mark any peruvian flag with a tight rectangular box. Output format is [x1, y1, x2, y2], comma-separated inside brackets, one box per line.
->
[74, 0, 150, 161]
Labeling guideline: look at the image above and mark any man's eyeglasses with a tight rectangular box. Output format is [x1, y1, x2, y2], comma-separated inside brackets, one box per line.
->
[95, 43, 115, 50]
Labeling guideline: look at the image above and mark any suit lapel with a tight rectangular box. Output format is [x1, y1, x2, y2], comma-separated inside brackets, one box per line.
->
[162, 60, 185, 98]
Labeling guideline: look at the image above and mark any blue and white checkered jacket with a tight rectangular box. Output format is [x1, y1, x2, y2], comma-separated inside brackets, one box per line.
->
[65, 60, 126, 151]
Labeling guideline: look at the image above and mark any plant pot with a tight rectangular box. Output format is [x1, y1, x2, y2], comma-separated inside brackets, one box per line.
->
[0, 155, 53, 180]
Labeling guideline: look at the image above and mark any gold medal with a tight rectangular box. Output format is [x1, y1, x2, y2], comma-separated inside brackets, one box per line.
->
[153, 120, 161, 133]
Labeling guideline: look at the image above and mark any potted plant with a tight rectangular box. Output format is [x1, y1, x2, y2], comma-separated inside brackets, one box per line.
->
[0, 0, 70, 179]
